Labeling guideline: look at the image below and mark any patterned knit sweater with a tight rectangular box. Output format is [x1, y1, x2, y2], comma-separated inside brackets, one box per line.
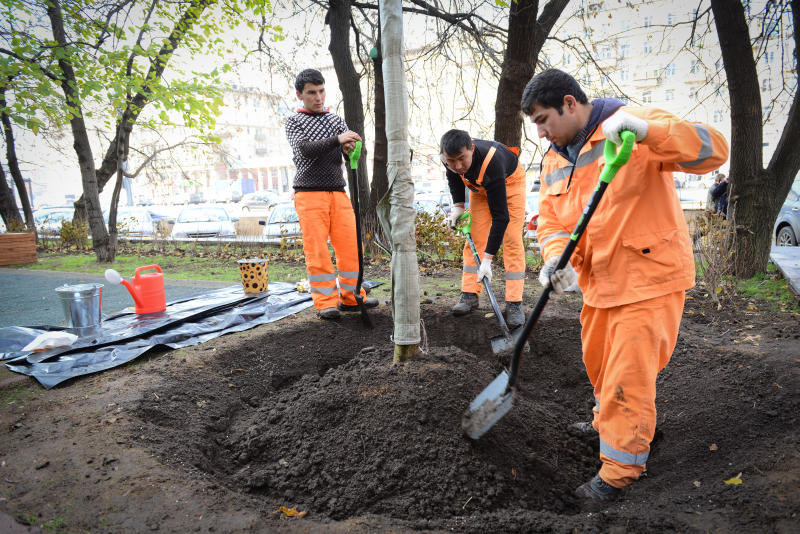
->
[285, 109, 348, 191]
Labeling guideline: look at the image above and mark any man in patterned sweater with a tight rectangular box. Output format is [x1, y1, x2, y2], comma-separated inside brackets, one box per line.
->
[285, 68, 378, 320]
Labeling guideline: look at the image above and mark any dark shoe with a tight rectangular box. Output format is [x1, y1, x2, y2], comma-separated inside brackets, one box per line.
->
[504, 301, 525, 328]
[452, 292, 478, 316]
[574, 474, 622, 502]
[338, 297, 379, 311]
[318, 307, 341, 320]
[568, 421, 599, 437]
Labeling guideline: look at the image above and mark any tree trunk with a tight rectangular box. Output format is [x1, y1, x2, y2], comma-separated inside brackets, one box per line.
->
[711, 0, 800, 277]
[494, 0, 568, 146]
[46, 0, 112, 261]
[0, 164, 23, 230]
[0, 87, 35, 233]
[367, 34, 389, 254]
[327, 0, 371, 226]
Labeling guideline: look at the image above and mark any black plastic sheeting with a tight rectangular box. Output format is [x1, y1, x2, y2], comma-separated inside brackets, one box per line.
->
[2, 281, 380, 389]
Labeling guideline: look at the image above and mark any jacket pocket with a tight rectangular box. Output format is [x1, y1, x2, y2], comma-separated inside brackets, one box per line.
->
[621, 228, 687, 288]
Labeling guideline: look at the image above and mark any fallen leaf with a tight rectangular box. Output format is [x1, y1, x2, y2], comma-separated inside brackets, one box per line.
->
[196, 400, 207, 408]
[746, 304, 758, 311]
[709, 443, 719, 451]
[274, 506, 307, 518]
[693, 480, 702, 488]
[724, 472, 743, 485]
[484, 313, 495, 318]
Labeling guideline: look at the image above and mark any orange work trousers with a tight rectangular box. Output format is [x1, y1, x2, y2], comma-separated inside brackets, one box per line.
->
[294, 191, 366, 310]
[579, 290, 685, 488]
[461, 164, 527, 302]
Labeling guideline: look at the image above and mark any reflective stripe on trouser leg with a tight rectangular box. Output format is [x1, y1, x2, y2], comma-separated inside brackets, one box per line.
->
[502, 164, 527, 302]
[295, 191, 338, 310]
[461, 189, 491, 295]
[328, 191, 366, 306]
[579, 290, 685, 488]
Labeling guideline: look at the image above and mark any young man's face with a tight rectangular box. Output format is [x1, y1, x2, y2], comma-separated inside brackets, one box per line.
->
[442, 144, 475, 175]
[297, 83, 326, 112]
[528, 95, 582, 146]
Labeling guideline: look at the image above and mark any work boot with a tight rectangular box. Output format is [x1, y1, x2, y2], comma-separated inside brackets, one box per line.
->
[574, 474, 622, 502]
[451, 292, 478, 316]
[568, 421, 599, 437]
[318, 307, 341, 320]
[504, 301, 525, 328]
[338, 297, 379, 311]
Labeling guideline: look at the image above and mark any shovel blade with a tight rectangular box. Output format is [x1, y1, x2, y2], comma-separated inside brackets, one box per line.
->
[490, 334, 514, 355]
[462, 370, 514, 439]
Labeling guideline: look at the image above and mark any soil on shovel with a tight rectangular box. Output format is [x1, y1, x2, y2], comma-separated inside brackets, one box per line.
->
[0, 273, 798, 533]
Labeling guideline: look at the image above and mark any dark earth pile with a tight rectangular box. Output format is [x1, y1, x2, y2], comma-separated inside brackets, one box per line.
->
[132, 288, 800, 533]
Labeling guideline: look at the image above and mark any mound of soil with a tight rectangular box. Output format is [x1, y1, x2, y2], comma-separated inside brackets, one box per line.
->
[130, 287, 800, 532]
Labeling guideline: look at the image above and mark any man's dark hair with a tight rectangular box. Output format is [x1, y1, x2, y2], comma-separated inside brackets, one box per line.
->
[440, 129, 472, 155]
[520, 69, 588, 116]
[295, 69, 325, 93]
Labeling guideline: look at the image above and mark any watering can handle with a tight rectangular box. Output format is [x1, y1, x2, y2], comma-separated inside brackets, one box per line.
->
[134, 265, 162, 277]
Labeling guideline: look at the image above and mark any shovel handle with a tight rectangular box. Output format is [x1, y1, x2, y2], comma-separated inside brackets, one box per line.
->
[506, 131, 635, 390]
[464, 231, 512, 339]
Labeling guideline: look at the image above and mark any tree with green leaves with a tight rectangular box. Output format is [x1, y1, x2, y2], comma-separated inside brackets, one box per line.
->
[0, 0, 278, 261]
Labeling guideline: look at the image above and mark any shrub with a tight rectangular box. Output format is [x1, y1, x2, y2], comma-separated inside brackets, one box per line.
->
[693, 211, 733, 307]
[59, 218, 90, 250]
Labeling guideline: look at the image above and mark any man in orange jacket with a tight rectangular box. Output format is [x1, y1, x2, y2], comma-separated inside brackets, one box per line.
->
[440, 130, 528, 327]
[286, 69, 378, 320]
[521, 69, 728, 502]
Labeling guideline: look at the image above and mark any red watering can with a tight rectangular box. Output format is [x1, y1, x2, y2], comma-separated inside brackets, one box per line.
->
[105, 265, 166, 314]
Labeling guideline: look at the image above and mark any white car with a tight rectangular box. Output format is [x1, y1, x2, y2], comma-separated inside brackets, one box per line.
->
[170, 206, 238, 240]
[259, 202, 301, 244]
[104, 206, 157, 237]
[34, 208, 75, 236]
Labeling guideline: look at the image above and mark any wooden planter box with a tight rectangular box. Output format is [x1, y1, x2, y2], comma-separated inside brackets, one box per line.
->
[0, 232, 37, 266]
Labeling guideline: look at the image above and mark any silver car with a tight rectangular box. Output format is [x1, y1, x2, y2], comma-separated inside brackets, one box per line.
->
[241, 191, 281, 214]
[259, 202, 301, 244]
[104, 206, 157, 237]
[170, 206, 238, 240]
[774, 182, 800, 246]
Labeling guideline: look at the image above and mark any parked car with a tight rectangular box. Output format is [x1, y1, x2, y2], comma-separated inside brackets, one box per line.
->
[526, 192, 539, 219]
[774, 182, 800, 246]
[241, 191, 281, 213]
[33, 208, 74, 236]
[259, 202, 301, 244]
[188, 192, 205, 204]
[170, 206, 238, 240]
[104, 206, 157, 237]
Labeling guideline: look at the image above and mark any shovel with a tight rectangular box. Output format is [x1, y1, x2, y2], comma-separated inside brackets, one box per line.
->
[455, 212, 522, 356]
[347, 140, 373, 328]
[462, 130, 636, 440]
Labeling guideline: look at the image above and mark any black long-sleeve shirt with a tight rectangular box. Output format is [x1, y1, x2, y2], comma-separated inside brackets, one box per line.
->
[285, 109, 348, 191]
[445, 140, 519, 256]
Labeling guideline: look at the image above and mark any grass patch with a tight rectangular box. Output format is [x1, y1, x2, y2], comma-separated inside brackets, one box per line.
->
[737, 265, 799, 312]
[19, 252, 308, 284]
[0, 382, 35, 407]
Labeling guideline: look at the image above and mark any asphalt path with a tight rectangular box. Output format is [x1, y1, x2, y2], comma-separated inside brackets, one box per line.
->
[0, 268, 235, 328]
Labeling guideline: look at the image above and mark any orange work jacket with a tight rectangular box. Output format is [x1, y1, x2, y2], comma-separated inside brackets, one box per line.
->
[537, 106, 729, 308]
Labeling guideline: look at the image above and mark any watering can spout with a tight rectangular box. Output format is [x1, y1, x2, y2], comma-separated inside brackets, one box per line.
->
[120, 278, 146, 309]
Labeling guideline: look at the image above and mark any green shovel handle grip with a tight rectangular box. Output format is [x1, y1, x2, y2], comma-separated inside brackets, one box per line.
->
[349, 140, 362, 169]
[600, 130, 635, 184]
[455, 211, 472, 235]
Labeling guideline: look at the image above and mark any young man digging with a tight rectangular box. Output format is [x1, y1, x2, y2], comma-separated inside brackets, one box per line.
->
[520, 69, 728, 502]
[440, 130, 528, 328]
[285, 69, 378, 320]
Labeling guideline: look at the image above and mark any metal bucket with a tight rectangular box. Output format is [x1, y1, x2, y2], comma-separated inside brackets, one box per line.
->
[55, 283, 103, 336]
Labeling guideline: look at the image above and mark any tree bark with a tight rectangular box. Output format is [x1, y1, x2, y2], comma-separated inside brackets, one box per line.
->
[367, 34, 389, 254]
[327, 0, 371, 227]
[0, 86, 34, 233]
[0, 164, 23, 230]
[494, 0, 568, 146]
[46, 0, 111, 260]
[711, 0, 800, 277]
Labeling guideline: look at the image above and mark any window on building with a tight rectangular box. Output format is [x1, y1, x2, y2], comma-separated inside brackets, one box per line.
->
[620, 44, 631, 58]
[763, 104, 773, 117]
[688, 89, 698, 100]
[644, 15, 653, 27]
[713, 110, 724, 123]
[690, 60, 699, 74]
[667, 13, 674, 25]
[665, 89, 674, 101]
[764, 50, 775, 64]
[665, 63, 676, 77]
[562, 53, 571, 65]
[620, 69, 630, 81]
[762, 78, 772, 91]
[620, 19, 631, 31]
[643, 42, 653, 54]
[643, 91, 652, 103]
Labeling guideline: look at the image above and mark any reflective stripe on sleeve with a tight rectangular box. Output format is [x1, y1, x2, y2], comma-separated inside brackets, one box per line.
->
[600, 439, 649, 466]
[540, 231, 571, 247]
[678, 125, 713, 167]
[543, 142, 605, 186]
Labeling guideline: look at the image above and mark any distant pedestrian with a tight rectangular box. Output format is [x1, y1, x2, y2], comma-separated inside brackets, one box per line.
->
[710, 173, 729, 218]
[285, 69, 378, 320]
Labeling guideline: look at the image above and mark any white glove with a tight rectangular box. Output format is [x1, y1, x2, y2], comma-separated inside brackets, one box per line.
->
[477, 256, 492, 283]
[538, 257, 577, 295]
[445, 205, 465, 229]
[602, 110, 648, 145]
